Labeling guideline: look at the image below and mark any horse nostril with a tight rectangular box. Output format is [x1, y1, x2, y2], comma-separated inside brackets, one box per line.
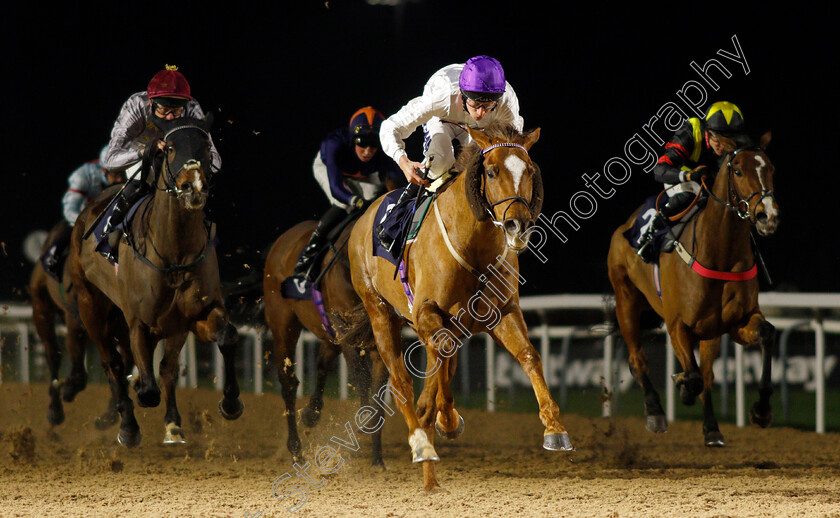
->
[503, 219, 521, 234]
[756, 212, 768, 223]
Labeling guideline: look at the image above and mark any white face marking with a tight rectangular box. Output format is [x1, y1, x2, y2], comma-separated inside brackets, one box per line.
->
[753, 154, 778, 217]
[504, 155, 527, 194]
[193, 171, 203, 192]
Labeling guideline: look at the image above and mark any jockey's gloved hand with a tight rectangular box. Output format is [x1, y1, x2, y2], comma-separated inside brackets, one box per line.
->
[688, 166, 716, 187]
[348, 196, 366, 212]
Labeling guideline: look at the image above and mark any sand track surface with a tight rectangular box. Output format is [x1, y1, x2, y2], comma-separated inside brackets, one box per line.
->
[1, 382, 839, 517]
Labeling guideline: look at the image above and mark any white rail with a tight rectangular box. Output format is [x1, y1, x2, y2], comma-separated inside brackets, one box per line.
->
[2, 292, 839, 432]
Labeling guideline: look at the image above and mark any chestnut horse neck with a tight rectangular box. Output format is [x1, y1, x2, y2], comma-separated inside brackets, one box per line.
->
[433, 171, 508, 274]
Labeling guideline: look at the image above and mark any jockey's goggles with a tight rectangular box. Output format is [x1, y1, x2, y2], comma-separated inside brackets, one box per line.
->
[353, 125, 380, 148]
[465, 98, 498, 111]
[153, 102, 185, 118]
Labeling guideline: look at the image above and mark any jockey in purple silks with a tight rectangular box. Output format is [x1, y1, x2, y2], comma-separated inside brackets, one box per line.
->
[376, 55, 524, 252]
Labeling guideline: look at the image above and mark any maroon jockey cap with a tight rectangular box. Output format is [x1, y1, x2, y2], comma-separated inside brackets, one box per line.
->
[147, 64, 192, 103]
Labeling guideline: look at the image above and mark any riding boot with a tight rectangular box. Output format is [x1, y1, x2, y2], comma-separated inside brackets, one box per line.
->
[44, 222, 72, 276]
[100, 180, 144, 262]
[376, 182, 421, 253]
[292, 229, 327, 282]
[636, 212, 667, 263]
[291, 206, 346, 282]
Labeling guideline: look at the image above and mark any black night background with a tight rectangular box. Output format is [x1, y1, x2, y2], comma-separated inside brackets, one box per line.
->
[1, 2, 836, 300]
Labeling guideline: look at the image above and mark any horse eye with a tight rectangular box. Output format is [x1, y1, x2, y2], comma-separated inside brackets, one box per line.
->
[486, 167, 497, 179]
[733, 168, 743, 177]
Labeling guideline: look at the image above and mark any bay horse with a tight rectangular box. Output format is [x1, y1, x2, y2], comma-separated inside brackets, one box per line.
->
[607, 131, 778, 446]
[263, 219, 388, 465]
[68, 115, 244, 447]
[336, 122, 571, 492]
[29, 220, 132, 428]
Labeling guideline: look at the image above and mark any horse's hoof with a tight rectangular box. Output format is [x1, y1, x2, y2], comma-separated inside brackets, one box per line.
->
[371, 457, 386, 469]
[117, 429, 142, 448]
[301, 406, 321, 428]
[435, 414, 465, 440]
[704, 431, 726, 447]
[646, 415, 668, 433]
[163, 423, 186, 444]
[679, 384, 697, 406]
[409, 429, 439, 463]
[750, 405, 773, 428]
[136, 388, 161, 408]
[543, 432, 574, 451]
[61, 377, 86, 402]
[47, 404, 65, 426]
[95, 412, 120, 430]
[219, 398, 244, 420]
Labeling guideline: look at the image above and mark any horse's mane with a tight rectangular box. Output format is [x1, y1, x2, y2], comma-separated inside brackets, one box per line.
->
[458, 121, 544, 221]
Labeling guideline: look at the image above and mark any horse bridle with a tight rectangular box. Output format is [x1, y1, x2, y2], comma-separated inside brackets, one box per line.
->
[479, 142, 534, 225]
[704, 146, 776, 224]
[157, 124, 210, 198]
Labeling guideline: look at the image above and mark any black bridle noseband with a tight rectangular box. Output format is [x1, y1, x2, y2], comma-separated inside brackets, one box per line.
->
[704, 146, 776, 224]
[157, 124, 211, 198]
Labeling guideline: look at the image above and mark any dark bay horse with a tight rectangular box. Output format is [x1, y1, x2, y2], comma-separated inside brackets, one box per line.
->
[29, 220, 132, 427]
[337, 122, 571, 492]
[608, 131, 778, 446]
[69, 115, 243, 447]
[263, 220, 388, 465]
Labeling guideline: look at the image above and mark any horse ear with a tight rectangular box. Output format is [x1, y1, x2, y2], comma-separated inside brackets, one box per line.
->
[203, 111, 214, 131]
[466, 126, 491, 149]
[759, 130, 771, 150]
[524, 127, 541, 150]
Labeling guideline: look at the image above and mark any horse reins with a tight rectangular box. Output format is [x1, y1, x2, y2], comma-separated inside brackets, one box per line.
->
[702, 146, 776, 224]
[125, 124, 214, 279]
[479, 142, 535, 225]
[158, 124, 211, 198]
[667, 145, 776, 282]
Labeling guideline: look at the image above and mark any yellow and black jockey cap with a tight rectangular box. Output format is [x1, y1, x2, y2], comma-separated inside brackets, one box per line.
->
[704, 101, 746, 136]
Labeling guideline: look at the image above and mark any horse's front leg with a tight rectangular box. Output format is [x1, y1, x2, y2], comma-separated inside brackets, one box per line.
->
[667, 320, 704, 406]
[415, 300, 464, 441]
[302, 341, 340, 428]
[193, 306, 244, 420]
[129, 322, 161, 408]
[731, 312, 775, 427]
[699, 338, 725, 446]
[487, 309, 572, 451]
[160, 333, 188, 444]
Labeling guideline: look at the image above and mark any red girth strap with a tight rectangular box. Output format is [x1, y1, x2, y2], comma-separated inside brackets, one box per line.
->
[673, 241, 758, 281]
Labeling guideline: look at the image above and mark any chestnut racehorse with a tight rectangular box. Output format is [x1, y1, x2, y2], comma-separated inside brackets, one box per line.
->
[69, 115, 244, 447]
[263, 219, 389, 465]
[29, 220, 132, 428]
[337, 122, 571, 492]
[608, 132, 778, 446]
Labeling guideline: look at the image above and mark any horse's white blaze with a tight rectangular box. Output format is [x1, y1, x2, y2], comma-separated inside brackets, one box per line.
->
[754, 155, 778, 217]
[504, 155, 527, 194]
[193, 171, 203, 192]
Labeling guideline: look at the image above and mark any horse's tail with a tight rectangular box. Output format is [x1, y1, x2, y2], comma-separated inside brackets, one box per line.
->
[328, 304, 374, 349]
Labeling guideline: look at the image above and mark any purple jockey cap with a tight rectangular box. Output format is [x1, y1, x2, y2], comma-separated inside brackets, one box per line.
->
[459, 55, 506, 102]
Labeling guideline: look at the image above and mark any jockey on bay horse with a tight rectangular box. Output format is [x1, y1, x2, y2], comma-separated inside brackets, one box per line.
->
[99, 64, 221, 262]
[635, 101, 749, 262]
[289, 106, 403, 284]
